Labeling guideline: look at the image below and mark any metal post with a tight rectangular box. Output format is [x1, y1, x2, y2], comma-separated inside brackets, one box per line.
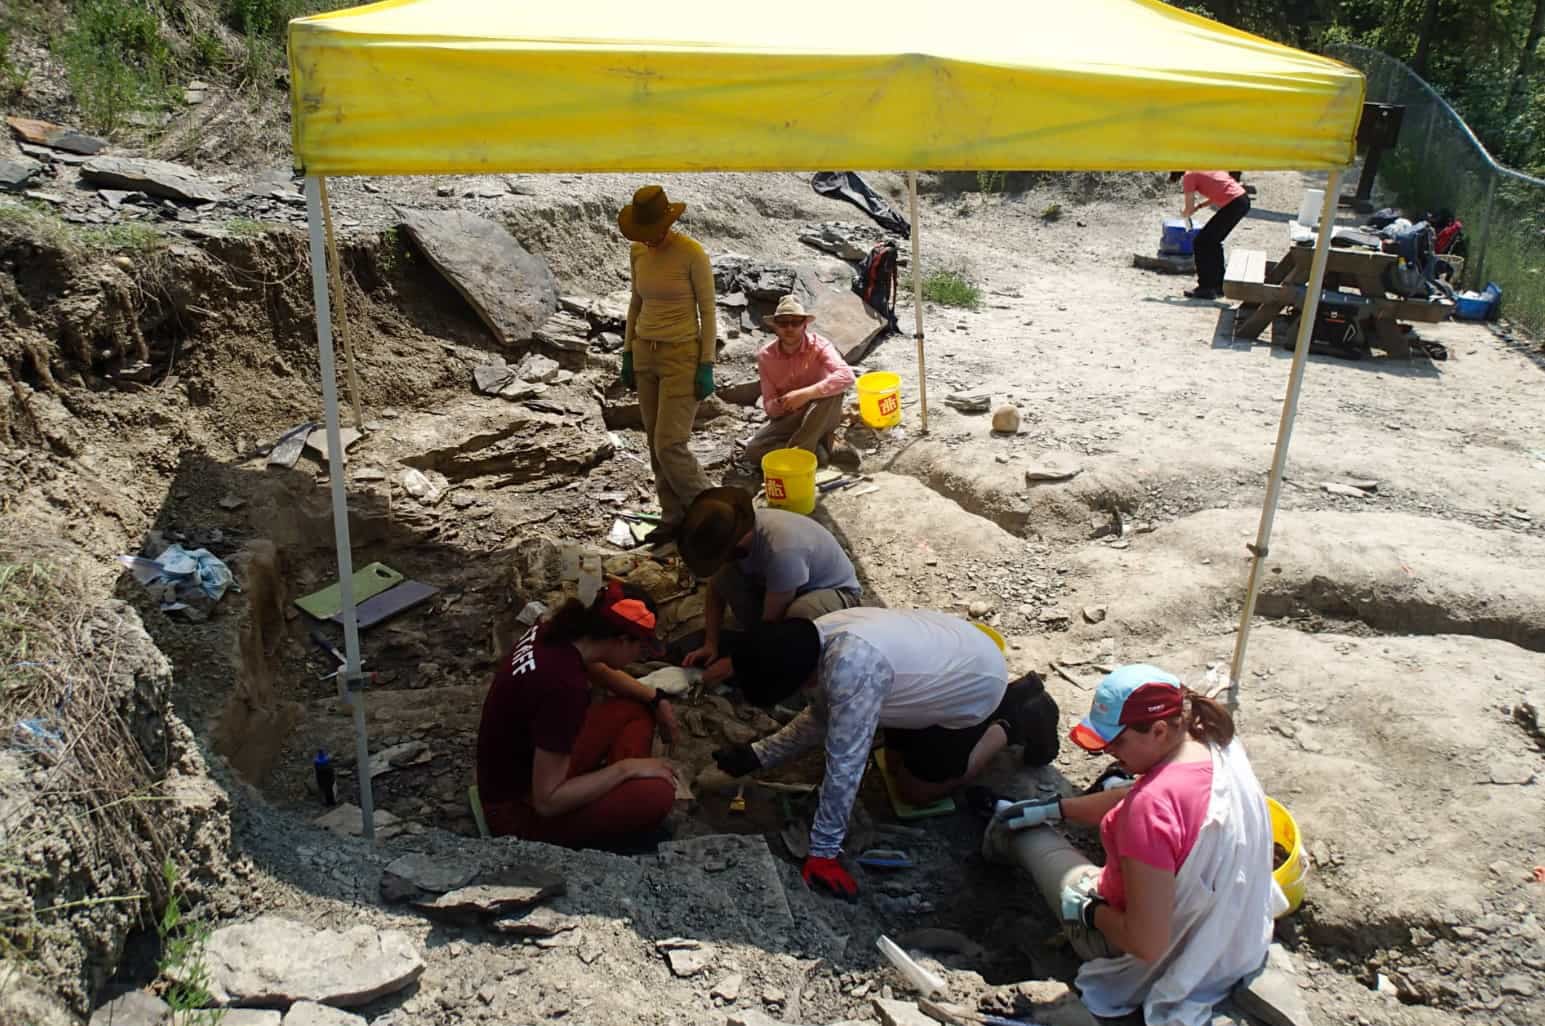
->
[907, 171, 928, 434]
[1472, 175, 1498, 288]
[305, 175, 375, 843]
[319, 178, 366, 430]
[1227, 170, 1345, 707]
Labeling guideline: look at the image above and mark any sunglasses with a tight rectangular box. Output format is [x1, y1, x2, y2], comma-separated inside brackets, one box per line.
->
[774, 319, 806, 328]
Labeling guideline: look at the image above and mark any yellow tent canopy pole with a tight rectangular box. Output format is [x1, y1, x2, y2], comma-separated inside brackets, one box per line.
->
[318, 177, 365, 430]
[1226, 170, 1346, 706]
[907, 171, 929, 434]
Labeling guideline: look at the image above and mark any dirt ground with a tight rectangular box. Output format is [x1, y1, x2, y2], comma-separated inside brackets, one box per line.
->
[4, 164, 1544, 1026]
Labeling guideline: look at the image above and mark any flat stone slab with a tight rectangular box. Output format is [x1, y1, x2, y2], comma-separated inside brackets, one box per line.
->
[313, 802, 403, 839]
[399, 208, 557, 345]
[411, 867, 566, 923]
[380, 851, 478, 902]
[657, 938, 714, 977]
[809, 286, 887, 365]
[489, 906, 579, 938]
[281, 1003, 365, 1026]
[6, 116, 108, 155]
[81, 157, 223, 203]
[223, 1011, 283, 1026]
[873, 999, 936, 1026]
[89, 991, 169, 1026]
[366, 740, 430, 779]
[192, 915, 424, 1008]
[0, 156, 43, 192]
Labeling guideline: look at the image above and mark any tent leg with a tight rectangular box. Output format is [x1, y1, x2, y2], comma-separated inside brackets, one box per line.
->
[1227, 169, 1345, 708]
[318, 178, 366, 430]
[907, 171, 928, 434]
[305, 175, 375, 844]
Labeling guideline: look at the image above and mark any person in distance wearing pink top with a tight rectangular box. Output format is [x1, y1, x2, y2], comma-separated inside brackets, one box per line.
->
[1173, 171, 1251, 301]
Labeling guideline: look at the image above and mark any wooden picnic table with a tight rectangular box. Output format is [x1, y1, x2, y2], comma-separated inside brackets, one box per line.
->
[1223, 243, 1452, 358]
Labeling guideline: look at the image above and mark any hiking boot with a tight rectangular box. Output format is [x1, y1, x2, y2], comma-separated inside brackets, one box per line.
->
[993, 672, 1061, 767]
[1184, 286, 1222, 300]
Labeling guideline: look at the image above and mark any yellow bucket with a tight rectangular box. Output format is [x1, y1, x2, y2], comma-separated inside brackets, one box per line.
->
[762, 448, 818, 515]
[971, 622, 1007, 653]
[856, 371, 903, 429]
[1268, 796, 1308, 916]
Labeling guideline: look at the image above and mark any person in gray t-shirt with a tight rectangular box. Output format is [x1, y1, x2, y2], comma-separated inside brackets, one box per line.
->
[677, 487, 860, 683]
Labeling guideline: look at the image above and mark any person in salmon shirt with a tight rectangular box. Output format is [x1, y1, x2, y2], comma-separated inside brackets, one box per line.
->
[985, 665, 1279, 1026]
[1173, 171, 1251, 301]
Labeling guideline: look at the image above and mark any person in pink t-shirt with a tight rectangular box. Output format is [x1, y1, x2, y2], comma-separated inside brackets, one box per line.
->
[985, 664, 1275, 1026]
[737, 294, 856, 471]
[1173, 171, 1251, 301]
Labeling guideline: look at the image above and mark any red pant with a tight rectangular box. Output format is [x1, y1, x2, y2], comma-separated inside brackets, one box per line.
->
[484, 700, 674, 848]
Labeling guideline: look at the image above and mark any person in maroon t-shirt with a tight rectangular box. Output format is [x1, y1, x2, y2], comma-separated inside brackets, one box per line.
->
[476, 583, 677, 849]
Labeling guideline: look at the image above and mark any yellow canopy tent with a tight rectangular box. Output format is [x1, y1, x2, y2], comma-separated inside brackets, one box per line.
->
[288, 0, 1364, 839]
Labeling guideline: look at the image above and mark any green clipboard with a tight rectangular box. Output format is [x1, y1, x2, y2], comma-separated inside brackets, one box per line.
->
[294, 562, 405, 620]
[873, 749, 956, 820]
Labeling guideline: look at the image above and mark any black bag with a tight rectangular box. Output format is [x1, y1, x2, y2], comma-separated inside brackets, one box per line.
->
[853, 241, 900, 329]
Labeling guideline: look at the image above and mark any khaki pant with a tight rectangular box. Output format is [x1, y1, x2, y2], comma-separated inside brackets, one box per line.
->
[743, 394, 845, 468]
[635, 339, 710, 525]
[712, 562, 859, 629]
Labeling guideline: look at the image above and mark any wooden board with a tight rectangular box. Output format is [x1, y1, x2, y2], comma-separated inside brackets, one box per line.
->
[1225, 248, 1267, 285]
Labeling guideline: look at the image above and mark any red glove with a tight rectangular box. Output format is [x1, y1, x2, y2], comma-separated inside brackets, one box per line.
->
[801, 856, 857, 901]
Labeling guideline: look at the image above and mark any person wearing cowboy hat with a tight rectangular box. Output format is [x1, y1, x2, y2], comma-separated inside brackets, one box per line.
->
[678, 485, 861, 683]
[476, 582, 679, 850]
[617, 185, 718, 544]
[738, 294, 855, 472]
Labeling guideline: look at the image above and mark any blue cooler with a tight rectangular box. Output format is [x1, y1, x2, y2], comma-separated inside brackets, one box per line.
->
[1454, 282, 1501, 321]
[1160, 218, 1200, 256]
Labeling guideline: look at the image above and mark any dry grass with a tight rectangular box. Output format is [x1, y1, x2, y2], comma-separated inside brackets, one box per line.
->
[0, 530, 175, 978]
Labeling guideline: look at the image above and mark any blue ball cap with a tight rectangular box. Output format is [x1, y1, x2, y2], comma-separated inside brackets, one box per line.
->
[1070, 664, 1184, 752]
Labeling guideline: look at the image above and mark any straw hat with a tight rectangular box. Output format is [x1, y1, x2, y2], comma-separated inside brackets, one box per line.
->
[617, 185, 686, 242]
[762, 294, 815, 329]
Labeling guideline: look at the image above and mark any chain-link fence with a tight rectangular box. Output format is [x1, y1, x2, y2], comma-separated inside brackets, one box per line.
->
[1325, 43, 1545, 338]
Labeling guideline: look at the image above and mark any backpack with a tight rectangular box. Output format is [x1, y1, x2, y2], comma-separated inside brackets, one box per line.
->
[1383, 221, 1436, 298]
[853, 241, 900, 329]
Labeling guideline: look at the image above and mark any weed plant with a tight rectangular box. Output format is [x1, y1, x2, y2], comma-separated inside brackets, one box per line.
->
[922, 269, 983, 310]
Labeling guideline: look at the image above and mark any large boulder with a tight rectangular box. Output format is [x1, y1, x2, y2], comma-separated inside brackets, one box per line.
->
[399, 209, 557, 346]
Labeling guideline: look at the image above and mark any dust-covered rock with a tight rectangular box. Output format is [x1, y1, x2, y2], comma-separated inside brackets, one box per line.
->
[192, 915, 424, 1008]
[80, 157, 223, 203]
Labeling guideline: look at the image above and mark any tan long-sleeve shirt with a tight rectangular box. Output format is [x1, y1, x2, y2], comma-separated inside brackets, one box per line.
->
[624, 232, 717, 362]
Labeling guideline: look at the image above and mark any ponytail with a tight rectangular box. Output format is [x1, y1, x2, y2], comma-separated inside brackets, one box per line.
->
[1181, 688, 1235, 747]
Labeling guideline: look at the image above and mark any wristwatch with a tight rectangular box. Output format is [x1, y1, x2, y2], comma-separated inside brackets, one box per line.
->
[1081, 895, 1108, 931]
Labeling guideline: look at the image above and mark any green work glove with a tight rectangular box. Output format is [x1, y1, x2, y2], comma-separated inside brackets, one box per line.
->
[619, 351, 635, 390]
[694, 362, 715, 401]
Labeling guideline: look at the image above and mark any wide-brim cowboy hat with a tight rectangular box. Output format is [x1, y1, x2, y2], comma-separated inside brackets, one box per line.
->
[678, 486, 756, 579]
[762, 294, 816, 330]
[618, 185, 686, 242]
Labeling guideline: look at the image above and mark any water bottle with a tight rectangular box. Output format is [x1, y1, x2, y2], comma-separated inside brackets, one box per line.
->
[314, 749, 336, 806]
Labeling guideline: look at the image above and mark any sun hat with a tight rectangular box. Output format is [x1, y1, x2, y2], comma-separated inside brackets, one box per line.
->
[1069, 664, 1185, 752]
[678, 487, 756, 579]
[762, 294, 815, 329]
[728, 619, 822, 707]
[617, 185, 686, 242]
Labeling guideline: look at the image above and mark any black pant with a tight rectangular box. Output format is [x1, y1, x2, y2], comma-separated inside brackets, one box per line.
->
[1194, 194, 1251, 291]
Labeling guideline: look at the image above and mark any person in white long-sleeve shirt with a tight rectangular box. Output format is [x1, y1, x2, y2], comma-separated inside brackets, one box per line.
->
[712, 608, 1059, 899]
